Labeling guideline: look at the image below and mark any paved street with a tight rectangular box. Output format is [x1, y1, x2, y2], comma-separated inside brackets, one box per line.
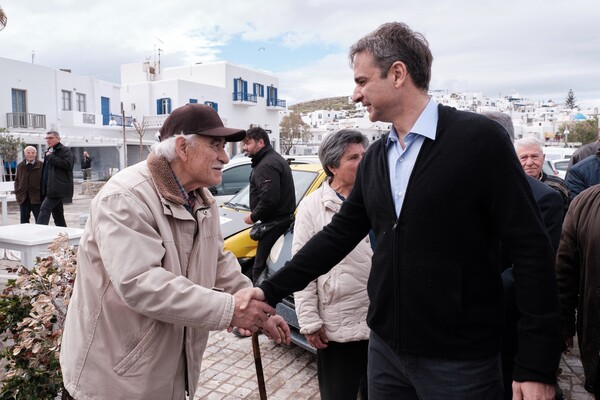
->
[0, 181, 595, 399]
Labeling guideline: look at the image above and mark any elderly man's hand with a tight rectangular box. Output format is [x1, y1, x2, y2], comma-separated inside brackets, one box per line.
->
[229, 291, 274, 333]
[512, 381, 555, 400]
[261, 315, 291, 345]
[234, 287, 266, 310]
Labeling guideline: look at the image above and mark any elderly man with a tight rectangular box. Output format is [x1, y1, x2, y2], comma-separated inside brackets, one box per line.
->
[514, 137, 570, 214]
[14, 146, 43, 223]
[243, 22, 561, 400]
[60, 104, 290, 400]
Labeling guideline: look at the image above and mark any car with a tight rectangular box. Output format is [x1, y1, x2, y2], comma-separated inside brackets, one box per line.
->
[219, 163, 327, 277]
[543, 159, 558, 177]
[551, 158, 570, 180]
[209, 154, 320, 205]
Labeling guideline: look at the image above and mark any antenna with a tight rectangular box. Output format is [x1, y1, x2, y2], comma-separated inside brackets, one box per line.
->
[158, 48, 163, 74]
[32, 50, 35, 64]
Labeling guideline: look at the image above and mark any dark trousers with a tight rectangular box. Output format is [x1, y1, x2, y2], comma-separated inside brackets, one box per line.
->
[368, 332, 503, 400]
[252, 219, 291, 283]
[37, 196, 67, 227]
[82, 168, 91, 180]
[317, 340, 369, 400]
[19, 197, 41, 224]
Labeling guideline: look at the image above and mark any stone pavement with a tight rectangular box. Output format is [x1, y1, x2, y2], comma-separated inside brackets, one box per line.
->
[0, 181, 595, 399]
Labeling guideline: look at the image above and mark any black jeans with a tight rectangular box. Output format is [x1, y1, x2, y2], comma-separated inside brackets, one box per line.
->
[19, 197, 41, 224]
[252, 218, 292, 283]
[37, 196, 67, 226]
[317, 340, 369, 400]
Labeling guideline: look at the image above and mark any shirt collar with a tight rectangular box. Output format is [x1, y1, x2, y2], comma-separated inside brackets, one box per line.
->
[387, 99, 439, 146]
[170, 168, 197, 212]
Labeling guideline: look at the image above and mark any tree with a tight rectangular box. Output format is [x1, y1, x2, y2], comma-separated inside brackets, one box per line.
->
[279, 113, 311, 155]
[132, 117, 150, 162]
[564, 89, 577, 110]
[0, 130, 25, 181]
[560, 118, 598, 145]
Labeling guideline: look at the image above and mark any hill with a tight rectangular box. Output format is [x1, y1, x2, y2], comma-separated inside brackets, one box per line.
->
[288, 96, 355, 114]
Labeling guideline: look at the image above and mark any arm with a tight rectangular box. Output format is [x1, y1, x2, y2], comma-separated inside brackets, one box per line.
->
[565, 166, 587, 200]
[536, 188, 564, 253]
[47, 146, 74, 171]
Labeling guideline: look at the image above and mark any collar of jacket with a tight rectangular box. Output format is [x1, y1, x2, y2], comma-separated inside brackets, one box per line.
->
[146, 151, 214, 208]
[250, 144, 273, 167]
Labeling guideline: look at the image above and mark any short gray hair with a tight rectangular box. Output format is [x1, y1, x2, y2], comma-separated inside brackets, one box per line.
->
[514, 137, 543, 153]
[24, 145, 37, 153]
[319, 129, 369, 178]
[151, 133, 197, 161]
[480, 111, 514, 142]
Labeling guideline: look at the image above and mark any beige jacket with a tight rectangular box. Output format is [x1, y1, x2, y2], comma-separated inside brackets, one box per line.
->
[60, 153, 251, 400]
[293, 180, 372, 343]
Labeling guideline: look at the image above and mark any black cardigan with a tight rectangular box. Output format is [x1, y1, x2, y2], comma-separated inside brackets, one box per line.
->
[260, 104, 561, 384]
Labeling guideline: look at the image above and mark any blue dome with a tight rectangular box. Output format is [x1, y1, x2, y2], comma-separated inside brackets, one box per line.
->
[572, 113, 586, 120]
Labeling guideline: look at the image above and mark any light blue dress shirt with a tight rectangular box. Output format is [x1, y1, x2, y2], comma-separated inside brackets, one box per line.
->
[386, 99, 439, 217]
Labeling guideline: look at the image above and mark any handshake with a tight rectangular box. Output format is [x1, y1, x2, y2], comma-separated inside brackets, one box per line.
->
[230, 287, 290, 345]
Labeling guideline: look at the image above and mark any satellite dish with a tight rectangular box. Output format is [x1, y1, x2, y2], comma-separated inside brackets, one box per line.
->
[0, 7, 6, 31]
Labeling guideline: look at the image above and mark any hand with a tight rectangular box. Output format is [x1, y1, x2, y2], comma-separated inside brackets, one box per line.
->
[304, 326, 328, 349]
[230, 290, 274, 333]
[512, 381, 555, 400]
[234, 287, 266, 311]
[563, 335, 574, 353]
[244, 215, 253, 225]
[261, 315, 291, 345]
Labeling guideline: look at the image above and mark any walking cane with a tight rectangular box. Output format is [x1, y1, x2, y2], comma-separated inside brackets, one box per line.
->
[252, 331, 268, 400]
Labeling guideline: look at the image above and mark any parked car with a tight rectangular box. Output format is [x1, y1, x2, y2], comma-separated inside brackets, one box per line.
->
[219, 163, 326, 276]
[209, 155, 320, 205]
[543, 159, 558, 177]
[551, 158, 570, 179]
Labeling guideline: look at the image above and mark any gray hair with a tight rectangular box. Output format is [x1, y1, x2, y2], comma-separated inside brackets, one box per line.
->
[514, 137, 543, 153]
[480, 111, 514, 142]
[349, 22, 433, 91]
[151, 133, 197, 161]
[24, 145, 37, 153]
[319, 129, 369, 178]
[46, 130, 60, 138]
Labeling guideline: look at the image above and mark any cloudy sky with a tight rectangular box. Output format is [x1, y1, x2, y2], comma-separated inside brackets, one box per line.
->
[1, 0, 599, 107]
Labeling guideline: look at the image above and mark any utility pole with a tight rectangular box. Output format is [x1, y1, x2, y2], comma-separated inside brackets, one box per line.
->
[121, 102, 127, 169]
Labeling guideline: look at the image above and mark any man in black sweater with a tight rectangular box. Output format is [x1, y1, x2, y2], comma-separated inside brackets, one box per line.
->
[241, 22, 561, 400]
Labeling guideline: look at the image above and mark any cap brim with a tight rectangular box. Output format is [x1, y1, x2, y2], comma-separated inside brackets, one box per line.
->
[202, 127, 247, 142]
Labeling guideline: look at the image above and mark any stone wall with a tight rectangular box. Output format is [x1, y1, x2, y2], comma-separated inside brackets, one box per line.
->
[81, 181, 105, 196]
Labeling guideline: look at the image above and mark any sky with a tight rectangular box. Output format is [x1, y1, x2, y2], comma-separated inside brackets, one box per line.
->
[1, 0, 599, 108]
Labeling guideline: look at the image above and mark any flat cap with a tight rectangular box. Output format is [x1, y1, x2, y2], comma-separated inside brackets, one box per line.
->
[159, 103, 246, 142]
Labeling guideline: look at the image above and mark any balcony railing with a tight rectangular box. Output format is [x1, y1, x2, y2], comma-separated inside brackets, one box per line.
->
[267, 98, 287, 108]
[106, 113, 133, 127]
[6, 112, 46, 129]
[232, 92, 257, 103]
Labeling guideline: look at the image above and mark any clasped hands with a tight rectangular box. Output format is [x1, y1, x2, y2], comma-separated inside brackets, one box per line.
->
[229, 287, 291, 345]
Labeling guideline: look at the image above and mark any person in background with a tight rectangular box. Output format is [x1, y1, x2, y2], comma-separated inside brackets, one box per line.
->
[567, 134, 599, 168]
[36, 130, 74, 227]
[556, 183, 600, 399]
[481, 111, 564, 400]
[564, 145, 600, 199]
[81, 151, 93, 181]
[60, 104, 290, 400]
[514, 137, 570, 215]
[242, 127, 295, 283]
[14, 146, 43, 223]
[294, 129, 372, 400]
[244, 22, 561, 400]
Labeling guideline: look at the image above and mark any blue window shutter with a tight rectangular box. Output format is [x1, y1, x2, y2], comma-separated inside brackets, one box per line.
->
[243, 80, 248, 94]
[189, 98, 197, 104]
[167, 98, 172, 113]
[156, 99, 162, 115]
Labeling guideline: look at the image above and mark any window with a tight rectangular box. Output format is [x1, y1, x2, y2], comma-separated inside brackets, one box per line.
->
[267, 85, 278, 106]
[253, 83, 264, 98]
[62, 90, 72, 111]
[204, 101, 218, 112]
[233, 78, 247, 101]
[76, 93, 86, 112]
[189, 99, 198, 104]
[12, 89, 26, 113]
[156, 98, 172, 115]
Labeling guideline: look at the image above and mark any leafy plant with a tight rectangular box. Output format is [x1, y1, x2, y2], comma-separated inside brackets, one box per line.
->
[0, 234, 76, 400]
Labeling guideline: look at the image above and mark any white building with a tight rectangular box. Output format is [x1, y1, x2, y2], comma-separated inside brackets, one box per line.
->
[1, 57, 286, 178]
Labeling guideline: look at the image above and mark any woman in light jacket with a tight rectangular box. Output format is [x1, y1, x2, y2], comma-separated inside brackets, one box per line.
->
[294, 129, 373, 399]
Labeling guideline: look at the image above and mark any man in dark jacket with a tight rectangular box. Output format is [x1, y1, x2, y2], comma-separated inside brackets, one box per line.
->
[242, 127, 295, 282]
[37, 130, 74, 226]
[556, 184, 600, 398]
[14, 146, 43, 223]
[80, 151, 93, 180]
[565, 146, 600, 199]
[241, 22, 561, 400]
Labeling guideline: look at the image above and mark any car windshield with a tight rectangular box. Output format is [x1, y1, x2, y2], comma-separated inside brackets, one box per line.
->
[225, 170, 319, 210]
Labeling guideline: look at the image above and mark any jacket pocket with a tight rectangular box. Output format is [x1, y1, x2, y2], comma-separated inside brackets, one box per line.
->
[113, 321, 162, 376]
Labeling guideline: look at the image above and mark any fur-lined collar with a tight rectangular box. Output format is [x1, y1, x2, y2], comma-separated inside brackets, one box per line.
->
[146, 152, 215, 207]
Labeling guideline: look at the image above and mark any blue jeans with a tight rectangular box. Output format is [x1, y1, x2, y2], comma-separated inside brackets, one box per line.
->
[368, 332, 503, 399]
